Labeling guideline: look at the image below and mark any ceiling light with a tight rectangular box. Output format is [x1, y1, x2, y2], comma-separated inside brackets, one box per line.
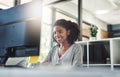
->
[95, 10, 110, 14]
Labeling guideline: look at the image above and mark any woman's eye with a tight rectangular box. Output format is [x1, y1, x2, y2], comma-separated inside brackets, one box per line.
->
[54, 32, 56, 34]
[59, 30, 63, 33]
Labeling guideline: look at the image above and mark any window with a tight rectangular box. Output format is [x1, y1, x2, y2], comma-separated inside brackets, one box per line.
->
[40, 6, 52, 62]
[0, 0, 14, 9]
[82, 22, 90, 41]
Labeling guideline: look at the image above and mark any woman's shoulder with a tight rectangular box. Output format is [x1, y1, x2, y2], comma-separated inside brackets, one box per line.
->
[50, 45, 59, 52]
[72, 43, 82, 51]
[52, 45, 59, 49]
[72, 43, 82, 53]
[72, 43, 82, 48]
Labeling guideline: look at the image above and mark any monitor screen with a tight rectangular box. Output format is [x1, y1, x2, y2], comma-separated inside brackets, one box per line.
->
[0, 1, 41, 58]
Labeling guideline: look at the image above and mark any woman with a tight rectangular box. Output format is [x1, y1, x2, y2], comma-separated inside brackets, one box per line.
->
[43, 19, 83, 66]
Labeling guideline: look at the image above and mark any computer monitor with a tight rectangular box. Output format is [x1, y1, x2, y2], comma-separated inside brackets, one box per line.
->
[0, 1, 41, 60]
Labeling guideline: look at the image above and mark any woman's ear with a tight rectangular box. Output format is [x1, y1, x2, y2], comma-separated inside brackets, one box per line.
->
[67, 30, 70, 35]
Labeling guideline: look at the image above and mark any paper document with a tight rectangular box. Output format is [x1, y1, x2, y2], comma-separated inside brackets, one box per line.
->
[5, 57, 27, 65]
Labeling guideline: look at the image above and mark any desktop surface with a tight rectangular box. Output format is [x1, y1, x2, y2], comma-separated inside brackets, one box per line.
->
[0, 66, 120, 77]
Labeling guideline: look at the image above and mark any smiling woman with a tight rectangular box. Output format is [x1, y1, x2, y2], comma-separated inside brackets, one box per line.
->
[42, 19, 83, 66]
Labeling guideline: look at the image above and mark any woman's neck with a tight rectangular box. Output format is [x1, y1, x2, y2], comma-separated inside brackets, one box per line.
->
[59, 42, 72, 50]
[58, 42, 71, 58]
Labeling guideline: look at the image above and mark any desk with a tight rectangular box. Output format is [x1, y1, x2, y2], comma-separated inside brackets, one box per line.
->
[0, 66, 120, 77]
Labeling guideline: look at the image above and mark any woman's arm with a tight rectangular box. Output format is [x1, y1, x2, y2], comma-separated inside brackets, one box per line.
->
[42, 50, 52, 64]
[72, 44, 83, 66]
[42, 46, 57, 64]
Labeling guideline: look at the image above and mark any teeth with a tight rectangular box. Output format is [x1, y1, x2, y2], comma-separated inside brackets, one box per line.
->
[56, 38, 62, 41]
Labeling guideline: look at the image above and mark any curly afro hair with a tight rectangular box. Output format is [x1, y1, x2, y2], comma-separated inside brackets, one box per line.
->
[53, 19, 80, 45]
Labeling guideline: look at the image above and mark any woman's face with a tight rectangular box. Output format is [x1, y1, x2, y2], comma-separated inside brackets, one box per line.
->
[53, 25, 70, 44]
